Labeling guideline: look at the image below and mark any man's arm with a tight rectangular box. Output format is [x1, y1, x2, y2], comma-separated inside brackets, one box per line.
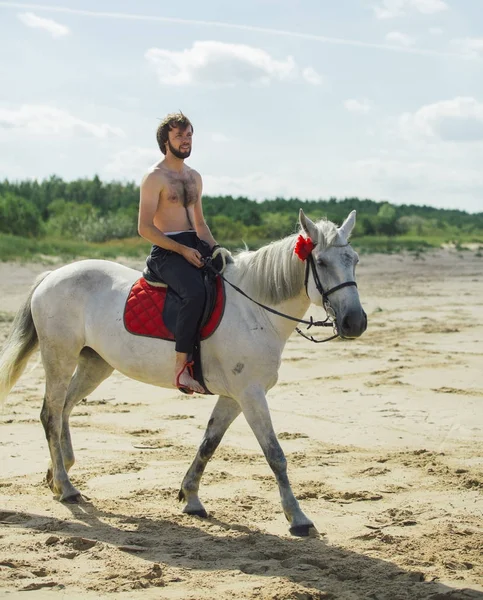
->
[191, 171, 217, 249]
[138, 172, 203, 267]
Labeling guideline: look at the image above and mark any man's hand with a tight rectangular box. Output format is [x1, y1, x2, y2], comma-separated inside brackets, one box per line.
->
[211, 246, 233, 273]
[180, 246, 204, 268]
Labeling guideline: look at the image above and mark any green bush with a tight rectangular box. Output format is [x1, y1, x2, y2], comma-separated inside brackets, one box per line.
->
[79, 212, 137, 242]
[260, 213, 297, 238]
[0, 193, 43, 237]
[45, 200, 96, 237]
[46, 201, 137, 242]
[209, 215, 245, 240]
[375, 203, 399, 236]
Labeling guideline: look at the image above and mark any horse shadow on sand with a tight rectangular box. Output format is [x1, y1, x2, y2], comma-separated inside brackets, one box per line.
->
[2, 498, 482, 600]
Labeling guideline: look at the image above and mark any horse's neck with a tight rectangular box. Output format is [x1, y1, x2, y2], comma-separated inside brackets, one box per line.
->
[265, 291, 311, 342]
[230, 255, 311, 343]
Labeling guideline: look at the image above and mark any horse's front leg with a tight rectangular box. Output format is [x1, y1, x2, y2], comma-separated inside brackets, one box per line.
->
[239, 385, 315, 537]
[179, 395, 241, 517]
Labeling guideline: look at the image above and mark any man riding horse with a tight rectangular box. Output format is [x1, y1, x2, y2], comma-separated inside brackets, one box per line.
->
[138, 112, 216, 395]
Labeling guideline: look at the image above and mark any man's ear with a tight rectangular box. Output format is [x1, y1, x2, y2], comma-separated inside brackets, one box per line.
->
[299, 209, 318, 242]
[339, 211, 357, 240]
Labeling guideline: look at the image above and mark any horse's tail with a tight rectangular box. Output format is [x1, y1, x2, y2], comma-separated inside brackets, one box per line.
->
[0, 271, 52, 404]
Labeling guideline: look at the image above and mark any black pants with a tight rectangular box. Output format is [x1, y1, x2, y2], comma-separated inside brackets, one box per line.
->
[146, 232, 206, 354]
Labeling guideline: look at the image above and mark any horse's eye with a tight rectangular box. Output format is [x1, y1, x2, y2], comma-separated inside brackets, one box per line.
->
[316, 258, 326, 268]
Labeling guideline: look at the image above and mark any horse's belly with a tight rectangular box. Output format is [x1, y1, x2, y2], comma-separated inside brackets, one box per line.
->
[84, 291, 176, 387]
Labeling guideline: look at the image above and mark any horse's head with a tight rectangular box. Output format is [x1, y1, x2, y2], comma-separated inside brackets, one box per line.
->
[299, 210, 367, 339]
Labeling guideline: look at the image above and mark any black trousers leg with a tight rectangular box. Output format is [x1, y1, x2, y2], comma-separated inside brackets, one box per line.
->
[146, 238, 206, 354]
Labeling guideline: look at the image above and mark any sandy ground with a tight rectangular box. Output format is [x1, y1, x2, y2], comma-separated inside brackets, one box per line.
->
[0, 249, 482, 600]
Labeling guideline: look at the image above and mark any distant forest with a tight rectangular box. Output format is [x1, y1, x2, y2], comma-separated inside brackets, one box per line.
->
[0, 175, 482, 247]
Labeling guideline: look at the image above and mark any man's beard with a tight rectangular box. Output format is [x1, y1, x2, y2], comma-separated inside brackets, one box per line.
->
[168, 139, 191, 159]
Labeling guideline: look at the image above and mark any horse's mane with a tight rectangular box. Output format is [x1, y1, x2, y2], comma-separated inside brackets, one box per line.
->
[233, 219, 339, 305]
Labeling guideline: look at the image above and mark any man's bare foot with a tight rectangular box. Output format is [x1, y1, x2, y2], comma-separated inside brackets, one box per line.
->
[174, 361, 205, 394]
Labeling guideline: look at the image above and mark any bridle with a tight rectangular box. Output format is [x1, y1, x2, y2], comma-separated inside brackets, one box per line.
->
[206, 242, 358, 344]
[297, 245, 357, 342]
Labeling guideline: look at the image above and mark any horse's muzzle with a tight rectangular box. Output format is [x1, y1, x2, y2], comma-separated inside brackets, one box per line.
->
[338, 309, 367, 339]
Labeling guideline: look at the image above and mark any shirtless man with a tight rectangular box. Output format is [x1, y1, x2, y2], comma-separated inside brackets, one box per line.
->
[138, 112, 218, 394]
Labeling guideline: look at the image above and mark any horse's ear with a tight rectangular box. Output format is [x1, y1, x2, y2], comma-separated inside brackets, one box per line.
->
[339, 210, 356, 240]
[299, 209, 318, 242]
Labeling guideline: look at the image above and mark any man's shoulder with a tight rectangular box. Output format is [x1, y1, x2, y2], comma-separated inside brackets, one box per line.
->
[141, 165, 167, 187]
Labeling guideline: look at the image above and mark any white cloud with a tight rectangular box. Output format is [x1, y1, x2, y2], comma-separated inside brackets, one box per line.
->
[429, 26, 443, 35]
[353, 157, 483, 202]
[373, 0, 448, 19]
[0, 105, 125, 138]
[0, 4, 462, 59]
[145, 41, 321, 86]
[17, 11, 70, 38]
[203, 161, 483, 212]
[344, 99, 371, 114]
[302, 67, 323, 85]
[203, 172, 301, 199]
[451, 38, 483, 59]
[411, 0, 448, 14]
[354, 157, 427, 190]
[386, 31, 416, 46]
[374, 0, 405, 19]
[399, 97, 483, 142]
[103, 147, 160, 179]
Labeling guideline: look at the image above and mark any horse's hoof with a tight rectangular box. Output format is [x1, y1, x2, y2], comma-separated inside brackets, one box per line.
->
[185, 508, 208, 518]
[61, 492, 84, 504]
[289, 523, 317, 537]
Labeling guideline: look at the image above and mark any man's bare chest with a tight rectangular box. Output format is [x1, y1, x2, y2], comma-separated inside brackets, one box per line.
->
[161, 172, 198, 207]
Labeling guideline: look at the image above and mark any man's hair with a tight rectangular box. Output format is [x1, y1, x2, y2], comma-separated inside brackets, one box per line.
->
[156, 112, 193, 155]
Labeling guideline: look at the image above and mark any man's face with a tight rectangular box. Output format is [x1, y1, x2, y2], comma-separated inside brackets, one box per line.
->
[167, 125, 193, 159]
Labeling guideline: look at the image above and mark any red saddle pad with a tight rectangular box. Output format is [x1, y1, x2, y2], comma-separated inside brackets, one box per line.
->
[123, 277, 225, 341]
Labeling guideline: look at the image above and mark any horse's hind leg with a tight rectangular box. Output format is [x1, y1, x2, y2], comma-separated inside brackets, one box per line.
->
[179, 395, 241, 517]
[40, 341, 83, 502]
[55, 347, 113, 479]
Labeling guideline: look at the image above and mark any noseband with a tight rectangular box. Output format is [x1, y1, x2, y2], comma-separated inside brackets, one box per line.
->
[294, 244, 357, 343]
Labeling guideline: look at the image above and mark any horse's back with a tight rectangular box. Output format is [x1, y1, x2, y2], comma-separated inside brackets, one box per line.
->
[31, 260, 141, 341]
[40, 259, 139, 285]
[33, 259, 139, 298]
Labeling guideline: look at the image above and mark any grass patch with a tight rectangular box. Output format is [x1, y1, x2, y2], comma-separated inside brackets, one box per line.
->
[0, 234, 151, 262]
[350, 233, 483, 254]
[0, 311, 14, 323]
[350, 236, 434, 254]
[2, 232, 483, 262]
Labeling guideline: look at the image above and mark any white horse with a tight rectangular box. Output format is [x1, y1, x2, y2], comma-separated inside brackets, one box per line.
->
[0, 210, 366, 536]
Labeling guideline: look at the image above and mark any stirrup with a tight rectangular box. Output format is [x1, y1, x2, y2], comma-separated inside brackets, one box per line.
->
[175, 361, 204, 395]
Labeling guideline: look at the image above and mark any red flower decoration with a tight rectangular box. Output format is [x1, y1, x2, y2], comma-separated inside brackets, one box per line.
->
[294, 234, 315, 261]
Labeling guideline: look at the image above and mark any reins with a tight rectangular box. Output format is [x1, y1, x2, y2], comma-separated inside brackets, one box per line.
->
[204, 244, 357, 344]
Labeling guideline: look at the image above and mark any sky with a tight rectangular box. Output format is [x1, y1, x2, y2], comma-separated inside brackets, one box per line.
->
[1, 0, 483, 213]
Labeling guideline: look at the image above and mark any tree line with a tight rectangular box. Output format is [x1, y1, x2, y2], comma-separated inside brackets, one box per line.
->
[0, 175, 482, 244]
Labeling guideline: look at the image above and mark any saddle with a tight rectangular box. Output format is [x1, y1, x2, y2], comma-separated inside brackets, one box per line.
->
[123, 263, 225, 395]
